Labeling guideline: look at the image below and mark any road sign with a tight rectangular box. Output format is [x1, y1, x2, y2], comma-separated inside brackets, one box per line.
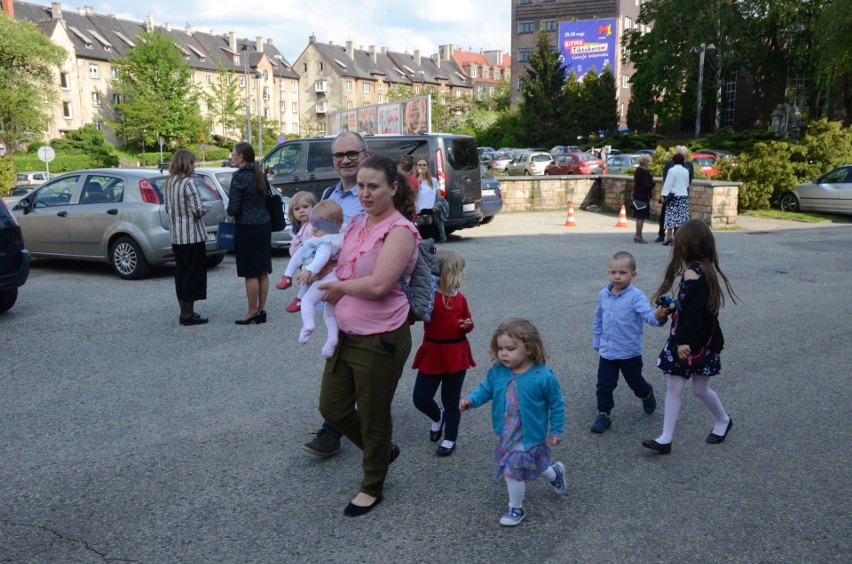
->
[158, 137, 165, 148]
[277, 135, 285, 144]
[0, 141, 6, 158]
[199, 142, 206, 153]
[37, 146, 56, 163]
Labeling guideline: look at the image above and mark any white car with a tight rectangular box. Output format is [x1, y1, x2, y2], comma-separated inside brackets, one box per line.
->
[194, 167, 291, 248]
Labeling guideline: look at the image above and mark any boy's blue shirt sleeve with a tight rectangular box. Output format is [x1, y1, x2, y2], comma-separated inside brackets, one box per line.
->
[634, 290, 664, 327]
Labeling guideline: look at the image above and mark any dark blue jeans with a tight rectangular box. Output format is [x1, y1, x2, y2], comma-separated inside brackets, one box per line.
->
[412, 370, 466, 442]
[596, 356, 652, 414]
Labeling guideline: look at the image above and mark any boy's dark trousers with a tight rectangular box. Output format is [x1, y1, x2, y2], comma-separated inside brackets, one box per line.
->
[596, 355, 652, 414]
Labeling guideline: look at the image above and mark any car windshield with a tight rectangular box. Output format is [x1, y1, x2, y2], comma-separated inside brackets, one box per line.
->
[694, 157, 715, 166]
[579, 154, 597, 162]
[446, 138, 479, 170]
[532, 154, 551, 162]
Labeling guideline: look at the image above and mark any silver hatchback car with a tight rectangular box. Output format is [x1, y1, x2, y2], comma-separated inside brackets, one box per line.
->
[15, 169, 227, 279]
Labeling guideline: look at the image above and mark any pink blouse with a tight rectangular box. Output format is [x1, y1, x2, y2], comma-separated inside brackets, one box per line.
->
[334, 211, 419, 335]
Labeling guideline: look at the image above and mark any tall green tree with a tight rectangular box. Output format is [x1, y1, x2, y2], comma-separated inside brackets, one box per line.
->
[592, 66, 620, 134]
[203, 62, 243, 139]
[0, 14, 65, 149]
[110, 29, 201, 147]
[518, 31, 568, 147]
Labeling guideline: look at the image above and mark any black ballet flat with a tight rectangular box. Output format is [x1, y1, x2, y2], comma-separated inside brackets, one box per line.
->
[436, 443, 456, 457]
[343, 495, 383, 517]
[235, 311, 264, 325]
[179, 313, 208, 326]
[389, 443, 400, 465]
[706, 418, 733, 444]
[642, 439, 672, 454]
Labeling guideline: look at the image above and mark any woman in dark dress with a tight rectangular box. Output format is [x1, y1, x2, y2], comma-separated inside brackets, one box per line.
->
[227, 142, 272, 325]
[632, 153, 654, 243]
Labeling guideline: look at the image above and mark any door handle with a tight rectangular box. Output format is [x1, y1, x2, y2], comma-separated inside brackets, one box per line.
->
[107, 209, 118, 215]
[308, 175, 316, 180]
[57, 211, 67, 217]
[291, 176, 300, 181]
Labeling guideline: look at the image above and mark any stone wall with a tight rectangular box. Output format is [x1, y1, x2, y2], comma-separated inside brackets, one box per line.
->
[497, 174, 741, 228]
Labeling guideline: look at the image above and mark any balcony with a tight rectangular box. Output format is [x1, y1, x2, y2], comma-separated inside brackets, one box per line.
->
[315, 80, 327, 93]
[315, 101, 327, 114]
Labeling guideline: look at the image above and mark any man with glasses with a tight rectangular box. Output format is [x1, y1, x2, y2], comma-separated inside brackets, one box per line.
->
[304, 131, 370, 458]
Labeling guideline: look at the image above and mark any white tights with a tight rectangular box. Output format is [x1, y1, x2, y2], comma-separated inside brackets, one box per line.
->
[656, 375, 730, 444]
[298, 272, 339, 358]
[505, 465, 557, 508]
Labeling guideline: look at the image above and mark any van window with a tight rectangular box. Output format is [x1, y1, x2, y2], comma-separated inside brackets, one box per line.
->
[264, 144, 302, 176]
[307, 142, 334, 173]
[446, 138, 479, 170]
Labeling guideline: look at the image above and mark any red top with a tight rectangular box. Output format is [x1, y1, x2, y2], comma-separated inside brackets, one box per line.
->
[411, 292, 476, 374]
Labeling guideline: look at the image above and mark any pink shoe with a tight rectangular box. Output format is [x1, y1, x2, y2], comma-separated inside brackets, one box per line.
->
[276, 275, 292, 290]
[285, 297, 301, 313]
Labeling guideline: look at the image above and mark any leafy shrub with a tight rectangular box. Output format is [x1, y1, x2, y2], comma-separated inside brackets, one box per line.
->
[797, 119, 852, 181]
[0, 160, 15, 193]
[694, 127, 782, 154]
[12, 153, 107, 173]
[727, 141, 804, 209]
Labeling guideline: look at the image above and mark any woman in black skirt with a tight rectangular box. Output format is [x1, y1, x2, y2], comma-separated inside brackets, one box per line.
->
[632, 154, 654, 243]
[227, 142, 272, 325]
[165, 149, 210, 325]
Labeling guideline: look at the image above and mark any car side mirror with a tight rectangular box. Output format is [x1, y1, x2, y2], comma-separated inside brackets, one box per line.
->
[17, 198, 31, 212]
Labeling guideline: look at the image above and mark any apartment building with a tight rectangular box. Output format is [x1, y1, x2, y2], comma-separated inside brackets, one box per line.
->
[293, 35, 474, 135]
[448, 46, 512, 102]
[510, 0, 644, 128]
[9, 0, 300, 143]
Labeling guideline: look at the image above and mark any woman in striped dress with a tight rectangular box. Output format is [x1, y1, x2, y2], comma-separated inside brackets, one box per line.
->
[165, 149, 211, 325]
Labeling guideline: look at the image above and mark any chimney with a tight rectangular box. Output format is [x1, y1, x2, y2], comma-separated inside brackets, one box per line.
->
[267, 38, 273, 45]
[144, 15, 154, 32]
[51, 1, 62, 20]
[309, 34, 316, 44]
[164, 22, 171, 32]
[414, 50, 421, 66]
[346, 40, 353, 60]
[256, 36, 263, 53]
[369, 45, 376, 64]
[184, 24, 194, 35]
[2, 0, 13, 19]
[381, 47, 387, 55]
[228, 31, 237, 52]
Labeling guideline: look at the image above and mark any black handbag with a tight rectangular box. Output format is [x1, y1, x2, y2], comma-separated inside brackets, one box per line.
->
[632, 198, 648, 211]
[265, 183, 286, 232]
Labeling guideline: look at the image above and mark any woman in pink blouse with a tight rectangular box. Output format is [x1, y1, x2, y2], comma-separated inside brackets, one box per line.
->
[319, 154, 418, 517]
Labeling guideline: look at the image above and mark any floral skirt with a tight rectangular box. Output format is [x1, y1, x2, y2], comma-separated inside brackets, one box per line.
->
[657, 335, 722, 378]
[495, 441, 552, 481]
[664, 196, 689, 230]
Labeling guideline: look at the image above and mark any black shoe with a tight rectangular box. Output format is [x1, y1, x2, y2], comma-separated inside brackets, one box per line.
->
[429, 408, 445, 442]
[303, 428, 341, 457]
[706, 418, 733, 444]
[654, 235, 665, 243]
[642, 439, 672, 454]
[389, 443, 400, 464]
[436, 441, 456, 457]
[179, 313, 209, 326]
[235, 311, 264, 325]
[344, 495, 383, 517]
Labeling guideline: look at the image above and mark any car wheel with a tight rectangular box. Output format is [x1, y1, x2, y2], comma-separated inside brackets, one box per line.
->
[544, 171, 551, 175]
[0, 288, 18, 313]
[524, 170, 531, 176]
[111, 236, 150, 280]
[480, 216, 495, 225]
[780, 192, 800, 212]
[206, 254, 225, 268]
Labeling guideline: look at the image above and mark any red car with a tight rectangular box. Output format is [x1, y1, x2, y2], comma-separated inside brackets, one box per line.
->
[544, 152, 603, 175]
[691, 152, 720, 178]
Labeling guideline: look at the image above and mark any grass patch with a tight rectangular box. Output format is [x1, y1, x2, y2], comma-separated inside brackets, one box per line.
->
[741, 209, 842, 223]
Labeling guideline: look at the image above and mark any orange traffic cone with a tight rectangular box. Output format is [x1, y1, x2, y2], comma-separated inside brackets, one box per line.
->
[615, 204, 629, 228]
[564, 203, 577, 227]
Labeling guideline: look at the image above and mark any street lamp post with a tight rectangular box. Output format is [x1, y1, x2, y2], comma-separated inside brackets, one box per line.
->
[242, 45, 251, 144]
[693, 43, 715, 139]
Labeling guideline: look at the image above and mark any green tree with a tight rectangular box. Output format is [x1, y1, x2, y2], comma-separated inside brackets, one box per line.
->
[592, 66, 619, 134]
[204, 62, 243, 139]
[110, 29, 202, 148]
[518, 31, 568, 147]
[0, 14, 65, 149]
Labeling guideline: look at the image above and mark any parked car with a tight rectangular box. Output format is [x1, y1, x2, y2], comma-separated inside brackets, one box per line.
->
[549, 145, 581, 157]
[780, 165, 852, 215]
[479, 166, 503, 225]
[194, 167, 291, 248]
[606, 154, 640, 174]
[545, 152, 603, 175]
[14, 169, 227, 279]
[505, 151, 553, 176]
[3, 186, 39, 208]
[222, 157, 235, 167]
[691, 152, 720, 178]
[701, 149, 734, 159]
[14, 171, 53, 188]
[634, 149, 657, 156]
[0, 197, 30, 313]
[479, 151, 494, 165]
[477, 146, 495, 157]
[260, 133, 483, 234]
[486, 151, 513, 172]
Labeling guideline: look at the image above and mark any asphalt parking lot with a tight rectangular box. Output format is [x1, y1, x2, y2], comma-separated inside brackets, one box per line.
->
[1, 209, 850, 563]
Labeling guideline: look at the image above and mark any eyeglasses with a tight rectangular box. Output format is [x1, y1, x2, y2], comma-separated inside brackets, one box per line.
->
[416, 164, 428, 167]
[332, 150, 364, 161]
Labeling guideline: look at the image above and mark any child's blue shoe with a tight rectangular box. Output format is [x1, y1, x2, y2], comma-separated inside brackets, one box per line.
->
[642, 388, 657, 414]
[499, 506, 525, 526]
[590, 412, 612, 433]
[550, 461, 567, 494]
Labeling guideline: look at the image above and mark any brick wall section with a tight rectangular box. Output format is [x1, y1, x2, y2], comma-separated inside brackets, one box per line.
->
[497, 175, 741, 228]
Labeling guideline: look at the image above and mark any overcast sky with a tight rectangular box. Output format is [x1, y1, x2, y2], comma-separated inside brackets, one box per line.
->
[38, 0, 512, 63]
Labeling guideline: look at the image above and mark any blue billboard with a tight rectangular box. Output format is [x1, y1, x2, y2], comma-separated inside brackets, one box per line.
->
[558, 18, 617, 80]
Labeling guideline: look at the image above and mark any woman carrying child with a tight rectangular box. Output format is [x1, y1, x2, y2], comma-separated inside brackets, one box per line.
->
[411, 250, 475, 457]
[460, 318, 566, 527]
[643, 219, 739, 454]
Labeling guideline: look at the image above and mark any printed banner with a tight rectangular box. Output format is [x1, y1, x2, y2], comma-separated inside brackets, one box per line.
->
[558, 18, 617, 80]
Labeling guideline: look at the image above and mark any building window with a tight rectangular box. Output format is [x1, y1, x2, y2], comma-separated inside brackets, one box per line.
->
[280, 101, 285, 111]
[518, 49, 531, 62]
[63, 102, 72, 118]
[347, 101, 353, 109]
[319, 62, 324, 71]
[414, 84, 421, 94]
[363, 83, 370, 93]
[624, 17, 633, 30]
[292, 82, 297, 92]
[234, 55, 240, 66]
[205, 74, 211, 86]
[112, 94, 121, 105]
[377, 83, 383, 91]
[543, 19, 558, 32]
[622, 75, 629, 88]
[518, 77, 526, 91]
[470, 67, 477, 78]
[303, 63, 307, 72]
[89, 63, 99, 78]
[226, 75, 232, 85]
[111, 67, 118, 80]
[190, 74, 196, 83]
[60, 72, 70, 89]
[280, 80, 285, 90]
[518, 20, 535, 34]
[292, 101, 298, 113]
[239, 76, 245, 87]
[319, 122, 326, 134]
[96, 121, 105, 130]
[292, 122, 299, 133]
[92, 92, 101, 107]
[378, 94, 383, 103]
[346, 80, 352, 92]
[520, 0, 532, 4]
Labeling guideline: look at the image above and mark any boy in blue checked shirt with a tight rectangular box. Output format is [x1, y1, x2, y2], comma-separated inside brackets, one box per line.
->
[591, 251, 666, 433]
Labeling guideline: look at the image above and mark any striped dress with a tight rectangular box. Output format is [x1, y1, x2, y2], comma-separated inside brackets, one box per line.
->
[165, 177, 207, 245]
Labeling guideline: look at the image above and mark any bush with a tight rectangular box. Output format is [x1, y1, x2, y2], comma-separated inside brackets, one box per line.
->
[11, 153, 111, 174]
[0, 159, 14, 193]
[693, 127, 782, 154]
[797, 119, 852, 181]
[727, 141, 804, 209]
